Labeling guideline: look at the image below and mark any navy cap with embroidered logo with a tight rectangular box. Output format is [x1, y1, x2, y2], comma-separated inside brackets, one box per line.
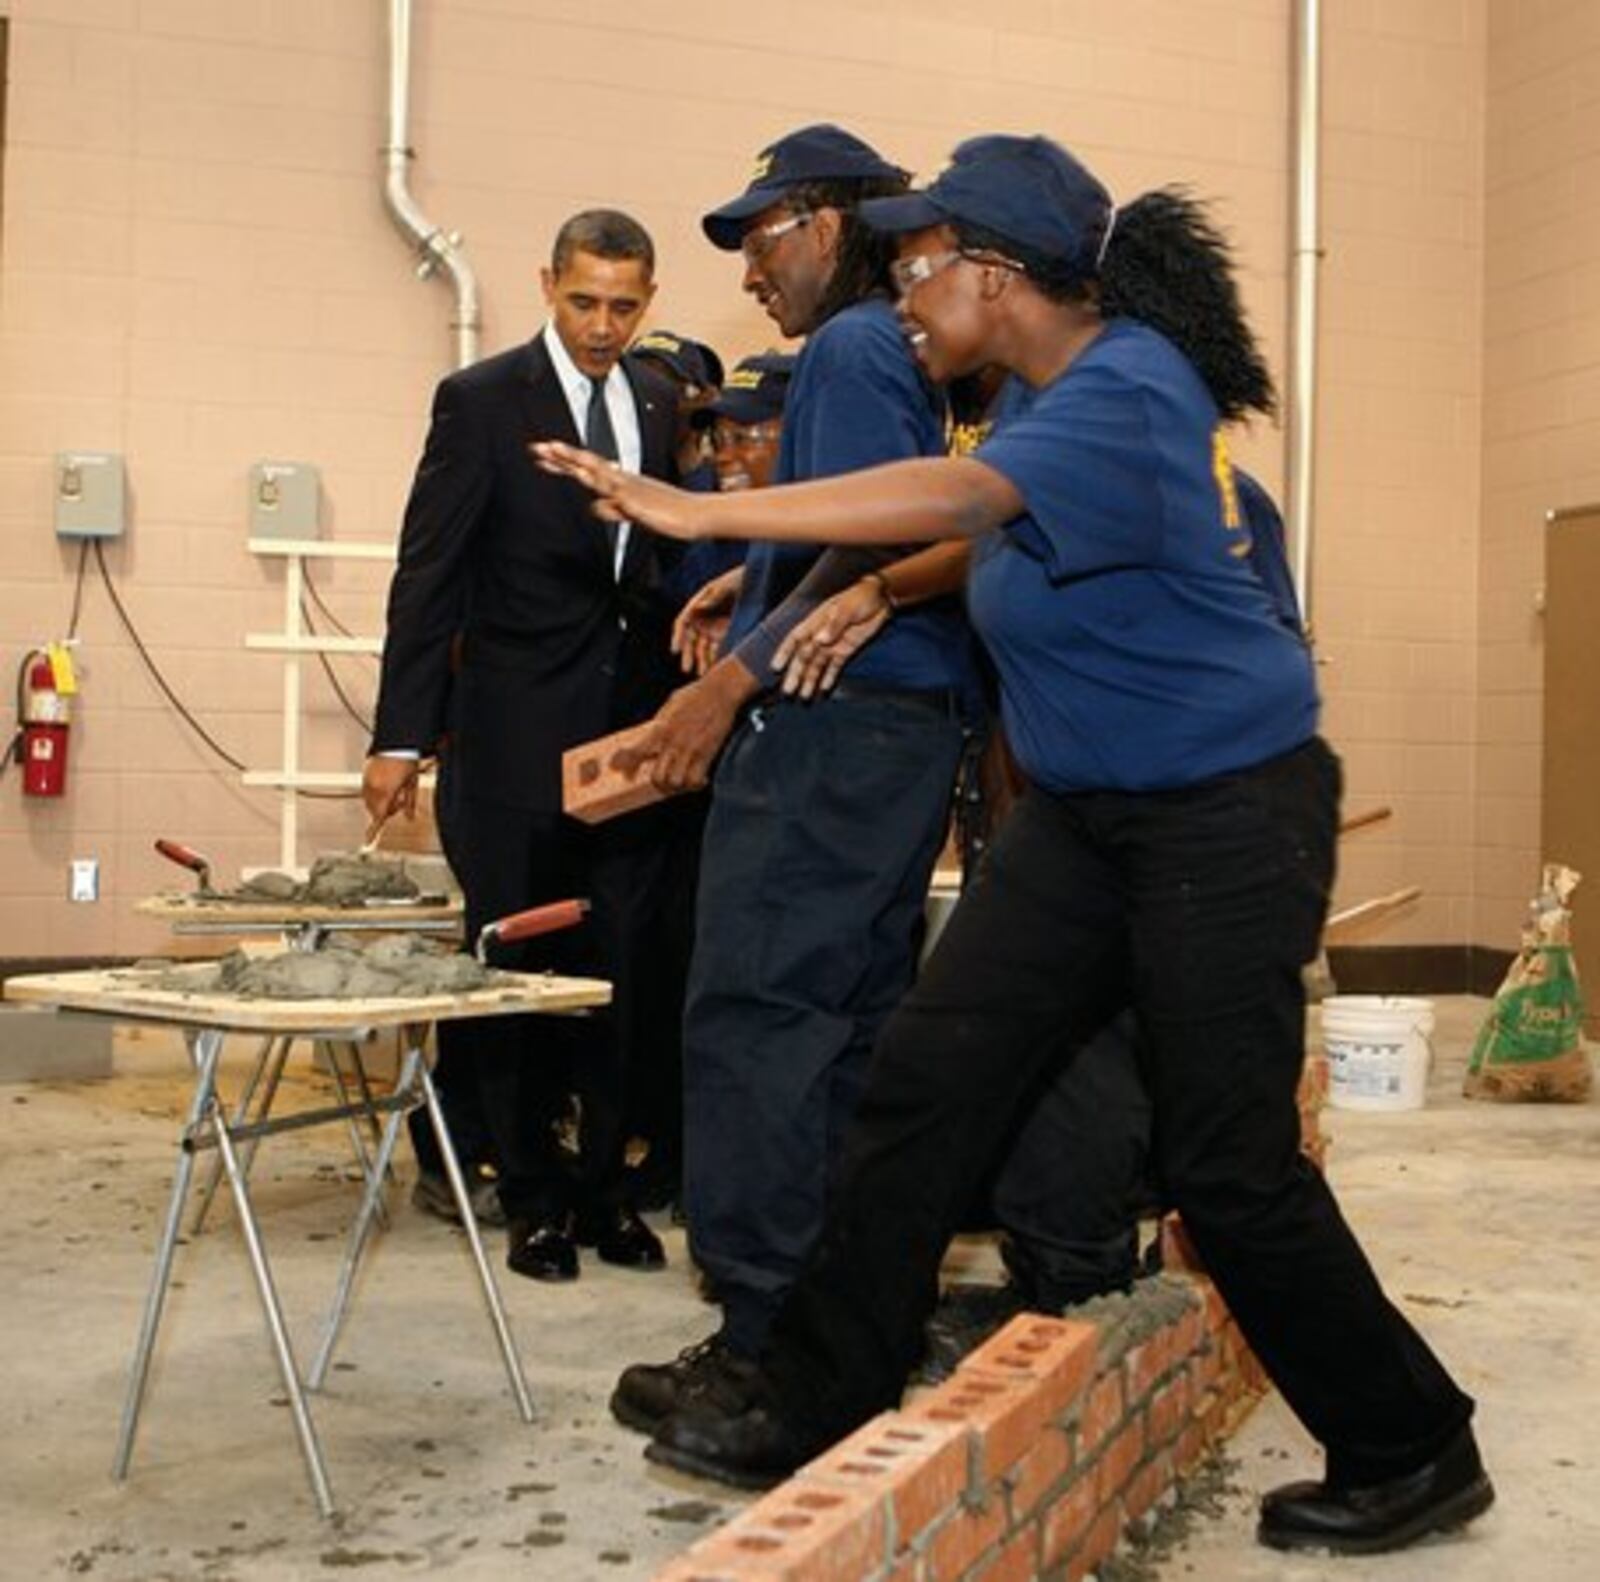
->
[693, 352, 796, 427]
[702, 124, 908, 251]
[630, 330, 725, 394]
[861, 134, 1114, 278]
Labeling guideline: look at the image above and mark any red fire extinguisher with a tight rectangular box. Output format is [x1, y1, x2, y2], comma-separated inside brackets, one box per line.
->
[20, 648, 71, 797]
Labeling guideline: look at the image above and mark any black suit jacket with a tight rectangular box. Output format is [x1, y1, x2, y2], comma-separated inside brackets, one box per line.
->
[372, 334, 683, 811]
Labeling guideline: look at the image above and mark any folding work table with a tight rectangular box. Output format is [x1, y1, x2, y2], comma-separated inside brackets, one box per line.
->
[3, 962, 609, 1518]
[135, 893, 465, 1235]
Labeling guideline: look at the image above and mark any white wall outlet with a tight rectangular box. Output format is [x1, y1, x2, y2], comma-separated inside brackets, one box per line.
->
[69, 859, 99, 903]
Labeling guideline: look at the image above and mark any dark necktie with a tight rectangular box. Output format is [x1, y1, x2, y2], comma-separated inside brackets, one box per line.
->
[585, 376, 621, 564]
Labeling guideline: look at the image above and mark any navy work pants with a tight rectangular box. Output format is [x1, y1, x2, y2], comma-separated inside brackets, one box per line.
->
[684, 688, 966, 1355]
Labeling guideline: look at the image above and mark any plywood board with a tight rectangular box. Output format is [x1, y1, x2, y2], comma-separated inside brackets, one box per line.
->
[136, 894, 461, 926]
[4, 964, 609, 1033]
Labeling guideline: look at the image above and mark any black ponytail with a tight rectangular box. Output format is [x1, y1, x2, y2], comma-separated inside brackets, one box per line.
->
[1099, 188, 1275, 421]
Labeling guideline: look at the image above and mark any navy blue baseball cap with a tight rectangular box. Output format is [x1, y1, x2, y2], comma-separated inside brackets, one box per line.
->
[702, 124, 908, 251]
[694, 352, 796, 426]
[861, 134, 1114, 278]
[630, 330, 725, 393]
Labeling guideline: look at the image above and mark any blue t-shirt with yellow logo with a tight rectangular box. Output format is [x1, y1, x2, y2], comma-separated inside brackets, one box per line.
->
[725, 298, 973, 693]
[969, 320, 1318, 793]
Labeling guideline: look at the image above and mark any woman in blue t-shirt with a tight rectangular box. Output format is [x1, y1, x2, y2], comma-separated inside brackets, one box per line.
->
[537, 134, 1491, 1556]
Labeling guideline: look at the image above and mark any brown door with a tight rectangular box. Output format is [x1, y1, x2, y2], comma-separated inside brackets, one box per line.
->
[1541, 505, 1600, 1037]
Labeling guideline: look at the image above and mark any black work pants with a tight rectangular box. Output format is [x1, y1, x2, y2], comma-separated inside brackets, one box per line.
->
[765, 738, 1474, 1484]
[990, 1009, 1151, 1307]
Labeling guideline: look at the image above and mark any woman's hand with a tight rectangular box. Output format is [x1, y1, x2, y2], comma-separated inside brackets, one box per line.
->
[531, 441, 706, 539]
[771, 578, 893, 699]
[672, 567, 745, 676]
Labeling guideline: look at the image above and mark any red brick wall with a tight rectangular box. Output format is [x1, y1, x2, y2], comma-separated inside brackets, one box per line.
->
[652, 1056, 1327, 1581]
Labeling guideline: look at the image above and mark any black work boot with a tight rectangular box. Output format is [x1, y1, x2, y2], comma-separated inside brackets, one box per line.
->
[1258, 1426, 1495, 1555]
[644, 1371, 819, 1491]
[610, 1333, 749, 1435]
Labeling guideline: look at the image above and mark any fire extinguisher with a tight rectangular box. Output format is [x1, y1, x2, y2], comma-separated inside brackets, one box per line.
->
[18, 647, 72, 797]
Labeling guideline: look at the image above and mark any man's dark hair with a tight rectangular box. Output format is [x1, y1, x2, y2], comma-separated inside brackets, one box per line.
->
[552, 209, 655, 276]
[953, 187, 1274, 422]
[781, 174, 910, 326]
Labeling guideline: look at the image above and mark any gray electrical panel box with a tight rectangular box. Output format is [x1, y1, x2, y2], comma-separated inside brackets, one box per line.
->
[55, 451, 126, 539]
[248, 460, 321, 540]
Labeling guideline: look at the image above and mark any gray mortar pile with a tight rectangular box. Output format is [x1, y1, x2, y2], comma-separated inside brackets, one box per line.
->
[146, 934, 507, 1000]
[232, 853, 424, 906]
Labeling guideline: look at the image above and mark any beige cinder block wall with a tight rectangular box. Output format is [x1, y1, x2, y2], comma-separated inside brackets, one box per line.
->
[0, 0, 1483, 960]
[1312, 0, 1486, 948]
[1476, 0, 1600, 948]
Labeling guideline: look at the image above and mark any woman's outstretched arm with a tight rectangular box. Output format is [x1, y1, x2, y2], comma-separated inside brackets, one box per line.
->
[533, 441, 1022, 546]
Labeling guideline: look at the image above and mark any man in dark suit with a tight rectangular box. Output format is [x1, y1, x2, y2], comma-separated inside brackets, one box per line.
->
[363, 209, 688, 1282]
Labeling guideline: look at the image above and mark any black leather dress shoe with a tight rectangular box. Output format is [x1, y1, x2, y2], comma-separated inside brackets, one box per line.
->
[1258, 1426, 1494, 1554]
[611, 1332, 748, 1435]
[645, 1386, 818, 1491]
[506, 1216, 578, 1282]
[575, 1204, 666, 1270]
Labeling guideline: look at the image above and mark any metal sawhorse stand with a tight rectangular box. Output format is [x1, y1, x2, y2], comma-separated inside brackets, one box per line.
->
[3, 964, 608, 1518]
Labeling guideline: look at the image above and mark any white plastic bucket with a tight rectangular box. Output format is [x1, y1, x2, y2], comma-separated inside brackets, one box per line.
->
[1322, 995, 1435, 1112]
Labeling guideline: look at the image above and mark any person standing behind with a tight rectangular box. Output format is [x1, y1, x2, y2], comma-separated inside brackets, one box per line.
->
[364, 209, 686, 1284]
[629, 330, 725, 488]
[607, 126, 977, 1430]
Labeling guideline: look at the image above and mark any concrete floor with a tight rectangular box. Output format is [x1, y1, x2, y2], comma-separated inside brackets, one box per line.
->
[0, 998, 1594, 1581]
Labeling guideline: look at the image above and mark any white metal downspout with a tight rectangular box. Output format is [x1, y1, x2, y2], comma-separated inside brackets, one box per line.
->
[1287, 0, 1321, 624]
[384, 0, 481, 370]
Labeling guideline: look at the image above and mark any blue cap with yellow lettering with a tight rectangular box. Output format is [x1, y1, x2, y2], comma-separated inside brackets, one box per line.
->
[630, 330, 725, 394]
[702, 125, 907, 251]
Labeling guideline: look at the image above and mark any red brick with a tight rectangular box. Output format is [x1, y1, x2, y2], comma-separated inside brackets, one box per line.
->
[1006, 1424, 1073, 1525]
[1197, 1277, 1229, 1332]
[966, 1523, 1039, 1582]
[1123, 1447, 1173, 1524]
[958, 1314, 1098, 1424]
[1174, 1417, 1211, 1472]
[1094, 1417, 1145, 1504]
[1158, 1213, 1204, 1273]
[906, 1367, 1053, 1485]
[1075, 1368, 1124, 1457]
[1125, 1325, 1178, 1403]
[561, 722, 673, 823]
[1065, 1505, 1124, 1582]
[798, 1410, 969, 1552]
[921, 1496, 1006, 1580]
[1191, 1337, 1223, 1394]
[684, 1480, 889, 1582]
[1171, 1302, 1204, 1362]
[1146, 1370, 1191, 1451]
[1038, 1468, 1100, 1571]
[1240, 1346, 1271, 1394]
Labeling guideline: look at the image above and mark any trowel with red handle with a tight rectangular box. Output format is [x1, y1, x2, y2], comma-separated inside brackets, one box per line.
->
[474, 898, 590, 964]
[154, 837, 214, 895]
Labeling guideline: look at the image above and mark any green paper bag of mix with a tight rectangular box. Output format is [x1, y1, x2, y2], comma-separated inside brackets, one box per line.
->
[1465, 863, 1594, 1102]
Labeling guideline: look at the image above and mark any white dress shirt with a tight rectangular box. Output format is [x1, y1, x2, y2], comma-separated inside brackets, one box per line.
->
[543, 322, 640, 580]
